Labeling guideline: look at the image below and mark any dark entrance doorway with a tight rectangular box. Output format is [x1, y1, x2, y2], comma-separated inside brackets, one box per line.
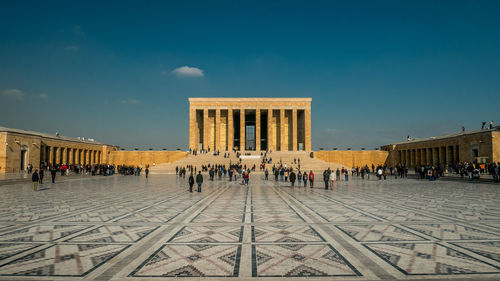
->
[245, 111, 256, 150]
[20, 149, 26, 171]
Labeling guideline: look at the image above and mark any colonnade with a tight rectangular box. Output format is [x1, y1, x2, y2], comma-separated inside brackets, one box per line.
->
[189, 107, 311, 152]
[396, 145, 460, 167]
[40, 144, 102, 167]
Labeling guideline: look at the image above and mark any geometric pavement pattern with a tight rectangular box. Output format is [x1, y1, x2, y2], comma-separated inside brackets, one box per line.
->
[0, 174, 498, 280]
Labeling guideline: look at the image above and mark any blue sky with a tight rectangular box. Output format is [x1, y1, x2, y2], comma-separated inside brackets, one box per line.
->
[1, 0, 499, 150]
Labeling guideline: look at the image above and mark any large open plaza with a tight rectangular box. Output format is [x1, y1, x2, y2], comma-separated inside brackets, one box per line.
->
[0, 175, 498, 280]
[1, 1, 499, 280]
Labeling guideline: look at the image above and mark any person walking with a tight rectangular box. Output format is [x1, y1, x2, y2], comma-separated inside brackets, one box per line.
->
[308, 171, 314, 188]
[50, 167, 57, 183]
[297, 171, 302, 186]
[243, 171, 250, 185]
[188, 172, 195, 192]
[39, 169, 44, 184]
[32, 169, 39, 191]
[323, 170, 329, 189]
[329, 170, 336, 189]
[264, 168, 269, 180]
[196, 171, 203, 192]
[145, 167, 149, 178]
[290, 170, 296, 187]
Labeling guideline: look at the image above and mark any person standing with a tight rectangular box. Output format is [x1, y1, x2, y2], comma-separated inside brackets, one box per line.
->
[51, 167, 57, 183]
[308, 171, 314, 188]
[145, 167, 149, 178]
[264, 168, 269, 180]
[243, 171, 250, 185]
[303, 171, 307, 186]
[297, 171, 302, 186]
[32, 169, 39, 191]
[188, 172, 195, 192]
[196, 171, 203, 192]
[290, 170, 296, 187]
[39, 169, 44, 184]
[329, 170, 336, 189]
[323, 170, 329, 189]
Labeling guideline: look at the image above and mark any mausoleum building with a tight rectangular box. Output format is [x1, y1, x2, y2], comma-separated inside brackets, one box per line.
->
[189, 98, 312, 151]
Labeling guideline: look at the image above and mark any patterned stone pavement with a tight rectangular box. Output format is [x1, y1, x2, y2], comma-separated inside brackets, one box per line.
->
[0, 174, 499, 280]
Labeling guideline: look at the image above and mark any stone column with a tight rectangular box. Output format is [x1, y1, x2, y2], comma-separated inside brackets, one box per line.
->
[189, 108, 196, 150]
[215, 109, 221, 151]
[292, 109, 297, 151]
[240, 109, 245, 151]
[280, 109, 286, 151]
[405, 150, 410, 166]
[90, 150, 94, 164]
[55, 147, 60, 165]
[256, 109, 261, 151]
[415, 149, 420, 166]
[305, 108, 312, 151]
[49, 146, 54, 166]
[426, 148, 432, 165]
[267, 109, 273, 151]
[68, 148, 73, 164]
[81, 150, 85, 165]
[432, 147, 438, 166]
[228, 108, 233, 151]
[203, 109, 209, 150]
[62, 148, 67, 164]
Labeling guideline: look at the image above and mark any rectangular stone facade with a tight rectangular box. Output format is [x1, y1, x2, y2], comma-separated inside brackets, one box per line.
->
[381, 128, 500, 167]
[0, 127, 118, 174]
[188, 98, 312, 151]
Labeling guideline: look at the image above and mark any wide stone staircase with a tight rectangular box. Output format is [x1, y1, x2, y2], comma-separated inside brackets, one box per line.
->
[149, 151, 345, 174]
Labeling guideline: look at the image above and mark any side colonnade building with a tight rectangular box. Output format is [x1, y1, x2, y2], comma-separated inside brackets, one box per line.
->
[381, 127, 500, 167]
[0, 126, 118, 173]
[189, 98, 312, 151]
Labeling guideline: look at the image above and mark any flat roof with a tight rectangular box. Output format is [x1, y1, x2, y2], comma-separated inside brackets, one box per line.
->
[189, 97, 312, 102]
[0, 126, 110, 145]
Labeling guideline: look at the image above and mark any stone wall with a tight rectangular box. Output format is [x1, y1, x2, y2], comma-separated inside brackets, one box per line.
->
[314, 150, 389, 168]
[0, 132, 8, 173]
[493, 131, 500, 163]
[109, 151, 188, 166]
[381, 128, 499, 167]
[0, 128, 118, 174]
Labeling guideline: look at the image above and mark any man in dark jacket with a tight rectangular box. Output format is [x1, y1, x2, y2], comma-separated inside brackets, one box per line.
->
[323, 170, 329, 189]
[289, 170, 296, 187]
[51, 167, 57, 183]
[188, 173, 195, 192]
[196, 171, 203, 192]
[32, 169, 39, 191]
[39, 169, 44, 184]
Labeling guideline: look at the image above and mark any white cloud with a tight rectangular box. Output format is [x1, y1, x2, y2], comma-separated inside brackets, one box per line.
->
[1, 89, 24, 100]
[121, 99, 141, 104]
[39, 93, 48, 99]
[64, 45, 79, 51]
[172, 66, 204, 77]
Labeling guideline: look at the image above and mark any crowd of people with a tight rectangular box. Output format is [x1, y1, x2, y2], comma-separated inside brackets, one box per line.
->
[27, 150, 500, 192]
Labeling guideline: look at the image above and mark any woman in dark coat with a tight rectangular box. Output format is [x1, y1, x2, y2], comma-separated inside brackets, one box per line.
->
[188, 173, 195, 192]
[32, 170, 39, 191]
